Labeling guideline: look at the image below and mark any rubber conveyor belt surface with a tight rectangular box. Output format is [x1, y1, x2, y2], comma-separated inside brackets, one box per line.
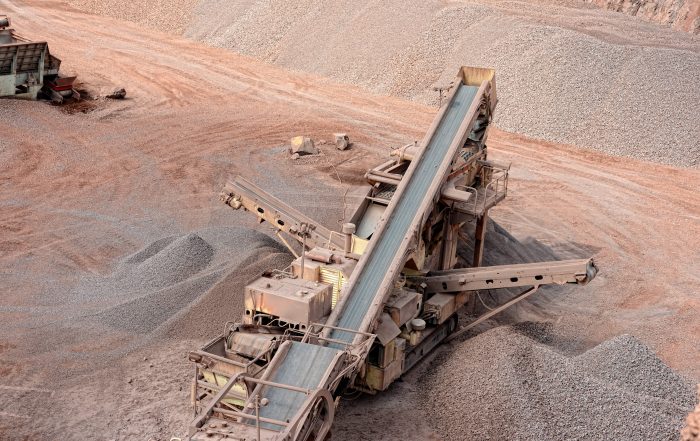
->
[257, 342, 341, 429]
[329, 84, 479, 344]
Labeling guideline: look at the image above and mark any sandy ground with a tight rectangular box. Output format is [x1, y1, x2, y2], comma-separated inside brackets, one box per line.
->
[65, 0, 700, 167]
[0, 0, 699, 439]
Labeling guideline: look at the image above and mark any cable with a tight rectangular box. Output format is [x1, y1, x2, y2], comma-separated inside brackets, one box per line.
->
[475, 290, 495, 311]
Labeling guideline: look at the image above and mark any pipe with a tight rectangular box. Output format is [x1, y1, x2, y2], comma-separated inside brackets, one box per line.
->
[342, 223, 356, 257]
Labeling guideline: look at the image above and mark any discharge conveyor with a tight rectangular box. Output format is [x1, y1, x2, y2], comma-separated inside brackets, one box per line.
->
[250, 79, 490, 428]
[328, 84, 481, 345]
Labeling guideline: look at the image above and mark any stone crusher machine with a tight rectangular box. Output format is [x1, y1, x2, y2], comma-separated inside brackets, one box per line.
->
[0, 16, 79, 102]
[186, 66, 598, 440]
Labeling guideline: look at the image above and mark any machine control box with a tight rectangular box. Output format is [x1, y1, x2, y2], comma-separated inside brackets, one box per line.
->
[385, 289, 422, 327]
[244, 276, 332, 326]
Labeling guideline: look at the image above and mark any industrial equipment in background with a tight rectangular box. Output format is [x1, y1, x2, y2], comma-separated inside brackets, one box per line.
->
[0, 16, 79, 102]
[185, 66, 598, 440]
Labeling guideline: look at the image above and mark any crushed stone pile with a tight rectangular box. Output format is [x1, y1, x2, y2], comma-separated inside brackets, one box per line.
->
[186, 1, 699, 168]
[682, 386, 700, 441]
[67, 0, 197, 34]
[78, 227, 290, 335]
[118, 233, 214, 290]
[66, 0, 700, 168]
[422, 324, 695, 441]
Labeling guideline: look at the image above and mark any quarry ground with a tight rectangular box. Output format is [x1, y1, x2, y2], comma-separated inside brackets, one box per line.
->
[0, 0, 699, 440]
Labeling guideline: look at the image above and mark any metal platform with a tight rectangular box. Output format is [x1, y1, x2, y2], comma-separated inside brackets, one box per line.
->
[451, 185, 505, 216]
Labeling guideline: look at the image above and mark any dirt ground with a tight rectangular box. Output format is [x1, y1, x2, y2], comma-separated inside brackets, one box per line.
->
[0, 1, 698, 440]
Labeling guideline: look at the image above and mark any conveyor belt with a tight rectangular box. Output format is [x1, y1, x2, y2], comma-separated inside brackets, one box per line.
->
[253, 83, 482, 431]
[329, 84, 480, 344]
[258, 342, 341, 428]
[222, 177, 346, 250]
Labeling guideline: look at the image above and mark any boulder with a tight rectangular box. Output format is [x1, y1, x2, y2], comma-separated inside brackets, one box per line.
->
[106, 88, 127, 99]
[334, 133, 350, 150]
[290, 136, 318, 155]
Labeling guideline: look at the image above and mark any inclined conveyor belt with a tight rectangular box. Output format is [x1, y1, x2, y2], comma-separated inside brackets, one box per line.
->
[329, 84, 480, 344]
[257, 342, 341, 428]
[255, 82, 481, 427]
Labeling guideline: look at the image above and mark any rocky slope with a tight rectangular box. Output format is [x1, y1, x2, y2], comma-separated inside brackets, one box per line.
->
[585, 0, 700, 33]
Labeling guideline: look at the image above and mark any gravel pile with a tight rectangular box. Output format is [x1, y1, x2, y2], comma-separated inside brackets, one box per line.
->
[117, 233, 214, 290]
[67, 0, 198, 34]
[187, 1, 700, 167]
[65, 0, 700, 167]
[422, 324, 695, 440]
[83, 227, 289, 334]
[682, 386, 700, 440]
[163, 250, 293, 338]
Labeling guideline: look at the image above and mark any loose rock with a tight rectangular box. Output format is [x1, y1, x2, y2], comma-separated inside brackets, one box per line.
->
[290, 136, 318, 156]
[106, 88, 127, 99]
[334, 133, 350, 150]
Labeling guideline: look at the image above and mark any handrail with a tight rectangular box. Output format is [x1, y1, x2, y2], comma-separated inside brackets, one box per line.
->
[193, 372, 334, 436]
[215, 406, 290, 426]
[191, 331, 280, 416]
[192, 372, 249, 430]
[300, 322, 375, 347]
[454, 185, 478, 214]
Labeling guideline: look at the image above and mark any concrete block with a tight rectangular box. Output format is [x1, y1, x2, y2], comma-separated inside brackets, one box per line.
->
[334, 133, 350, 150]
[290, 136, 318, 155]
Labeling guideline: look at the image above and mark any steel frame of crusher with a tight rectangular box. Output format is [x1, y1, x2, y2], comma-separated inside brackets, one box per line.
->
[185, 66, 598, 441]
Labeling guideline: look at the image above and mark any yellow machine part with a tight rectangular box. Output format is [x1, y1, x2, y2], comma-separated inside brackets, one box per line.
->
[351, 235, 368, 255]
[320, 267, 345, 308]
[202, 371, 247, 407]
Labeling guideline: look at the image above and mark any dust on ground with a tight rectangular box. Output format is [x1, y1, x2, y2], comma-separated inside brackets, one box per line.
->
[0, 1, 699, 439]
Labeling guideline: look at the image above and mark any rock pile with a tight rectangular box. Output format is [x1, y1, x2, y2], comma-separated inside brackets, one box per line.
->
[66, 0, 700, 167]
[84, 228, 289, 335]
[422, 324, 695, 440]
[184, 0, 700, 168]
[682, 386, 700, 441]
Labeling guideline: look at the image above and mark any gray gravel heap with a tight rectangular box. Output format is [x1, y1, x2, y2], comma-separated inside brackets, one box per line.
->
[422, 324, 695, 440]
[65, 1, 700, 167]
[87, 227, 289, 334]
[184, 1, 700, 168]
[118, 233, 214, 290]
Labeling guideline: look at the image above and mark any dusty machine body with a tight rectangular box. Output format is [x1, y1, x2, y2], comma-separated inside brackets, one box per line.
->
[0, 16, 78, 102]
[186, 66, 597, 440]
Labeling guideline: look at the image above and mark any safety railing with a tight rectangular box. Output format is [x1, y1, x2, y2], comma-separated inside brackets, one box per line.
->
[452, 163, 509, 215]
[299, 322, 375, 349]
[190, 329, 282, 417]
[190, 373, 327, 439]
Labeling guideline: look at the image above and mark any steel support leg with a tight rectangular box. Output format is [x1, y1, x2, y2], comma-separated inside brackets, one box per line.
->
[473, 210, 489, 267]
[441, 212, 459, 270]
